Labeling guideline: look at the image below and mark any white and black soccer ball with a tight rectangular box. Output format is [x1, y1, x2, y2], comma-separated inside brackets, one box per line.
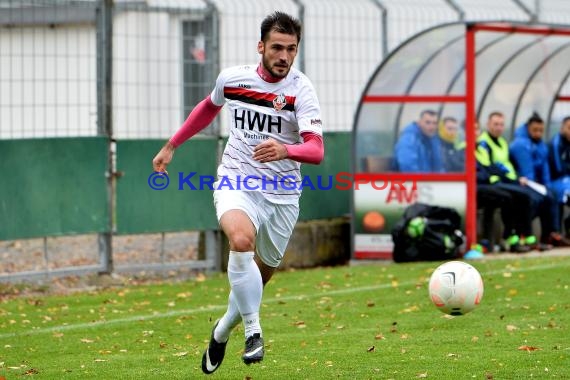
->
[428, 261, 484, 316]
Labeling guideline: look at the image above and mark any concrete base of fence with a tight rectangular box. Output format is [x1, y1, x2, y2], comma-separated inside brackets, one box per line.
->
[217, 217, 351, 272]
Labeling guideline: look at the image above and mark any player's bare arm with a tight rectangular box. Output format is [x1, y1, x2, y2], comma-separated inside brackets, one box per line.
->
[253, 138, 288, 163]
[152, 142, 175, 173]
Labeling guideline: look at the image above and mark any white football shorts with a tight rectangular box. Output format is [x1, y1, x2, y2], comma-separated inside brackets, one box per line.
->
[213, 189, 299, 268]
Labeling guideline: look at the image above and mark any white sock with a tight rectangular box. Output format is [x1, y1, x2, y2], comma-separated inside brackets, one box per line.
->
[227, 251, 263, 338]
[213, 291, 242, 343]
[243, 312, 261, 338]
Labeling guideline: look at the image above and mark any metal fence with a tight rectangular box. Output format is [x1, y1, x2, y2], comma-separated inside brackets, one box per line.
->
[2, 0, 570, 281]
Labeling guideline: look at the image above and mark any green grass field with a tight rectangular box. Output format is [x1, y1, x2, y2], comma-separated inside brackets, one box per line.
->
[1, 255, 569, 379]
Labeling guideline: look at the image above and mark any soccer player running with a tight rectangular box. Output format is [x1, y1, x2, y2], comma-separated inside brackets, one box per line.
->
[152, 12, 324, 374]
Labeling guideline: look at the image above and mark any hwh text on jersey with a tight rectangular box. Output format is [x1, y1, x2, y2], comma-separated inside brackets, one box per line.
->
[235, 109, 282, 133]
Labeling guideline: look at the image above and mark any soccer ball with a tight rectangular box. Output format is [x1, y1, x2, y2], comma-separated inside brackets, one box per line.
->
[407, 216, 426, 238]
[428, 261, 484, 316]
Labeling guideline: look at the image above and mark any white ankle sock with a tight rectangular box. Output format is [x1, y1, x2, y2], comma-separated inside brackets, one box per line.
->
[243, 312, 261, 337]
[214, 291, 241, 343]
[227, 251, 263, 338]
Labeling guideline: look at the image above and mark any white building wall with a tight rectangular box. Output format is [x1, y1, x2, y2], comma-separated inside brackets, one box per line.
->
[113, 11, 184, 139]
[0, 25, 96, 138]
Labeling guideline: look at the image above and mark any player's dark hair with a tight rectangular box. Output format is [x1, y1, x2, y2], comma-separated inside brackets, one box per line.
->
[563, 116, 570, 125]
[527, 112, 543, 125]
[442, 116, 458, 124]
[419, 109, 437, 118]
[488, 111, 504, 120]
[260, 11, 302, 43]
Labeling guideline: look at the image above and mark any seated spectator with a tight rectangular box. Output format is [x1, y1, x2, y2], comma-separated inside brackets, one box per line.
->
[548, 116, 570, 208]
[439, 116, 464, 172]
[393, 110, 444, 172]
[510, 113, 570, 247]
[476, 111, 545, 252]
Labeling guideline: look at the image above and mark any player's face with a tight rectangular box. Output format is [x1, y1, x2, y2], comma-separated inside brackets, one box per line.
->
[258, 31, 298, 78]
[487, 115, 505, 138]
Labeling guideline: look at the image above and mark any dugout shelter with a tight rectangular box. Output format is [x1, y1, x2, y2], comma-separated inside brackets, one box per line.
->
[352, 21, 570, 260]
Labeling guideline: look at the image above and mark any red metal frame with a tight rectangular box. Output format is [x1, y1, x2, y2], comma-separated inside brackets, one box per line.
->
[557, 96, 570, 101]
[363, 95, 466, 103]
[472, 23, 570, 36]
[355, 251, 393, 260]
[465, 25, 477, 251]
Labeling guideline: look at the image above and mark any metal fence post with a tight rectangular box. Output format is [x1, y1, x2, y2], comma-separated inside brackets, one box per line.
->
[371, 0, 389, 58]
[291, 0, 305, 73]
[444, 0, 465, 21]
[96, 0, 114, 274]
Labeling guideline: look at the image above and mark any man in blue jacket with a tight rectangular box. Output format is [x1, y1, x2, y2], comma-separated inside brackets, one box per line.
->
[393, 110, 444, 172]
[510, 113, 570, 247]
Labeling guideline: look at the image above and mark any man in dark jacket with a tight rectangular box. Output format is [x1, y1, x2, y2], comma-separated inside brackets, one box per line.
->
[439, 116, 464, 172]
[548, 116, 570, 204]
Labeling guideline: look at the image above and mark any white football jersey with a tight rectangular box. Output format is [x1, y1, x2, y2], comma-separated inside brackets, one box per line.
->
[210, 64, 323, 204]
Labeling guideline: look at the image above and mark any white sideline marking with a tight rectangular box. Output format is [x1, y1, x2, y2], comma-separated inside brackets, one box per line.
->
[0, 261, 567, 340]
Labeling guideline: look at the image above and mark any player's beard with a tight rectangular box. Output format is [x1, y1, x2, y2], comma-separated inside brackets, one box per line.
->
[262, 55, 290, 78]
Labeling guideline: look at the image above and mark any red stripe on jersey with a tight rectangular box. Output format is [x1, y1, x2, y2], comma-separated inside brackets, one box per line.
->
[224, 87, 296, 105]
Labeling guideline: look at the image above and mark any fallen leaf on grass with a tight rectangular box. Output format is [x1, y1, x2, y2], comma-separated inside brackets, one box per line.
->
[417, 372, 428, 378]
[24, 368, 39, 375]
[367, 345, 375, 352]
[518, 345, 540, 351]
[401, 305, 420, 313]
[390, 322, 398, 333]
[173, 352, 188, 357]
[485, 372, 494, 379]
[506, 325, 518, 332]
[80, 338, 94, 343]
[375, 333, 385, 340]
[94, 359, 107, 363]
